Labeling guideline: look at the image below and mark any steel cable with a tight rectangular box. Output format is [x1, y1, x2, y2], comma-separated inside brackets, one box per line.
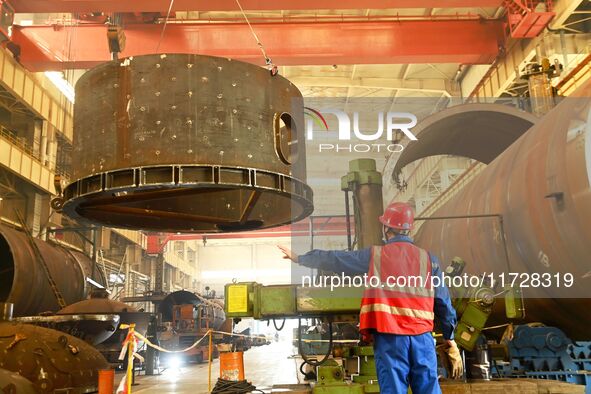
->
[211, 378, 265, 394]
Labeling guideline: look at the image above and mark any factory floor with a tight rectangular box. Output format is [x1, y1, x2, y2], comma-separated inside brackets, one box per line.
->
[130, 340, 299, 394]
[126, 341, 585, 394]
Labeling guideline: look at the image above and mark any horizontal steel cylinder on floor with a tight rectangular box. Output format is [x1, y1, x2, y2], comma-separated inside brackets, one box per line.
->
[0, 225, 106, 316]
[415, 81, 591, 339]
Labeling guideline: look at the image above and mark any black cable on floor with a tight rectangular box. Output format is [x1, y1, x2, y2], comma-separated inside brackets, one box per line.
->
[210, 378, 266, 394]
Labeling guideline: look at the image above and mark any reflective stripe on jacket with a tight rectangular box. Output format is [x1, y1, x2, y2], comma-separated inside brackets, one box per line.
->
[360, 242, 435, 335]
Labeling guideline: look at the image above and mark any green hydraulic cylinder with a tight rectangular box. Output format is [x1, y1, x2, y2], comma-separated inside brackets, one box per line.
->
[341, 159, 384, 249]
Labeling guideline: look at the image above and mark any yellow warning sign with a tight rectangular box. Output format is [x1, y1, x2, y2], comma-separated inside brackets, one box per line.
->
[227, 285, 248, 314]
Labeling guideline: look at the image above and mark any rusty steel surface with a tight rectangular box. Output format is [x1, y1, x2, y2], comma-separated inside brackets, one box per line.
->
[62, 54, 313, 233]
[15, 314, 120, 346]
[0, 322, 109, 393]
[57, 294, 151, 335]
[58, 295, 139, 314]
[0, 368, 37, 394]
[94, 310, 152, 363]
[414, 81, 591, 339]
[392, 104, 537, 180]
[0, 225, 107, 316]
[58, 298, 151, 336]
[57, 295, 151, 355]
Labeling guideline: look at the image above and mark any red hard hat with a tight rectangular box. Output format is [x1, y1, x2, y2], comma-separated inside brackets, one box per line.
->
[379, 202, 414, 230]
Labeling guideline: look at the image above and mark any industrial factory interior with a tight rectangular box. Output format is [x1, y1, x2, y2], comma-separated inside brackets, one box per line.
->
[0, 1, 590, 393]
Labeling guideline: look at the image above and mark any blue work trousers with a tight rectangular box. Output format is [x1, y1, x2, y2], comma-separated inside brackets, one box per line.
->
[373, 332, 441, 394]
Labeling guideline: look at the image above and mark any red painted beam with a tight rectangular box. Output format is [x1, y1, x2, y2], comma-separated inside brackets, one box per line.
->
[11, 20, 505, 71]
[10, 0, 503, 13]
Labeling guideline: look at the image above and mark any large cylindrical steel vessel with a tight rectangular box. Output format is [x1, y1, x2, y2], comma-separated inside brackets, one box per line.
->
[0, 368, 37, 394]
[415, 81, 591, 339]
[62, 54, 313, 233]
[158, 290, 226, 330]
[57, 292, 151, 362]
[0, 321, 109, 392]
[0, 225, 106, 316]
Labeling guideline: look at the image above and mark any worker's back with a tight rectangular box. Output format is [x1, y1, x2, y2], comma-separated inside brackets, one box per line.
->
[359, 241, 435, 336]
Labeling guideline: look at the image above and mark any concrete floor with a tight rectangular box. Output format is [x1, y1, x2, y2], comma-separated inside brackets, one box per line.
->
[125, 341, 585, 394]
[130, 340, 300, 394]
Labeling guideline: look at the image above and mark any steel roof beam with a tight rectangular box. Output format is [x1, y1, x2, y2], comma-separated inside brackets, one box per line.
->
[10, 0, 504, 13]
[289, 76, 458, 96]
[11, 19, 505, 71]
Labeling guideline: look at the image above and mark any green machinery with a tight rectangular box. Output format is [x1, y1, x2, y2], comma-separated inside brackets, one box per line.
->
[443, 258, 524, 350]
[223, 159, 525, 393]
[314, 359, 365, 394]
[225, 282, 378, 393]
[223, 275, 520, 393]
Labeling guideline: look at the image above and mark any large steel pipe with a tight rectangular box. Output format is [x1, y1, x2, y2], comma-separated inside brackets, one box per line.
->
[415, 81, 591, 339]
[0, 225, 106, 316]
[62, 54, 313, 233]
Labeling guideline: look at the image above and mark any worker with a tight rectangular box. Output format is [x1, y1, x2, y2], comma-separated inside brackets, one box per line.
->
[279, 202, 463, 394]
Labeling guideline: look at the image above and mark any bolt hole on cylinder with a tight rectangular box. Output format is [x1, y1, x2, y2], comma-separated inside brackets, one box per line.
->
[62, 54, 313, 233]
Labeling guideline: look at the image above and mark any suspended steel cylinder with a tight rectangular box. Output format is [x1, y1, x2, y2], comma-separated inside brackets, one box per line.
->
[415, 81, 591, 339]
[0, 225, 106, 316]
[62, 54, 313, 233]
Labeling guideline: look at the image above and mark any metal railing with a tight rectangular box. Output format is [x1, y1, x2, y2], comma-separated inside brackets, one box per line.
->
[0, 125, 71, 182]
[0, 126, 41, 162]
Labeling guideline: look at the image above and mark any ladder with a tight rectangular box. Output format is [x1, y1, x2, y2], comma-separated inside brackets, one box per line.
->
[15, 210, 66, 309]
[97, 248, 110, 290]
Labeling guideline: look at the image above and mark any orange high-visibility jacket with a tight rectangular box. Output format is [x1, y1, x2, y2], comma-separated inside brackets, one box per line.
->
[359, 242, 435, 335]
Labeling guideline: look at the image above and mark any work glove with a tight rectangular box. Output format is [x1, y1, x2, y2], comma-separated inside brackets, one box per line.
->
[443, 340, 463, 379]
